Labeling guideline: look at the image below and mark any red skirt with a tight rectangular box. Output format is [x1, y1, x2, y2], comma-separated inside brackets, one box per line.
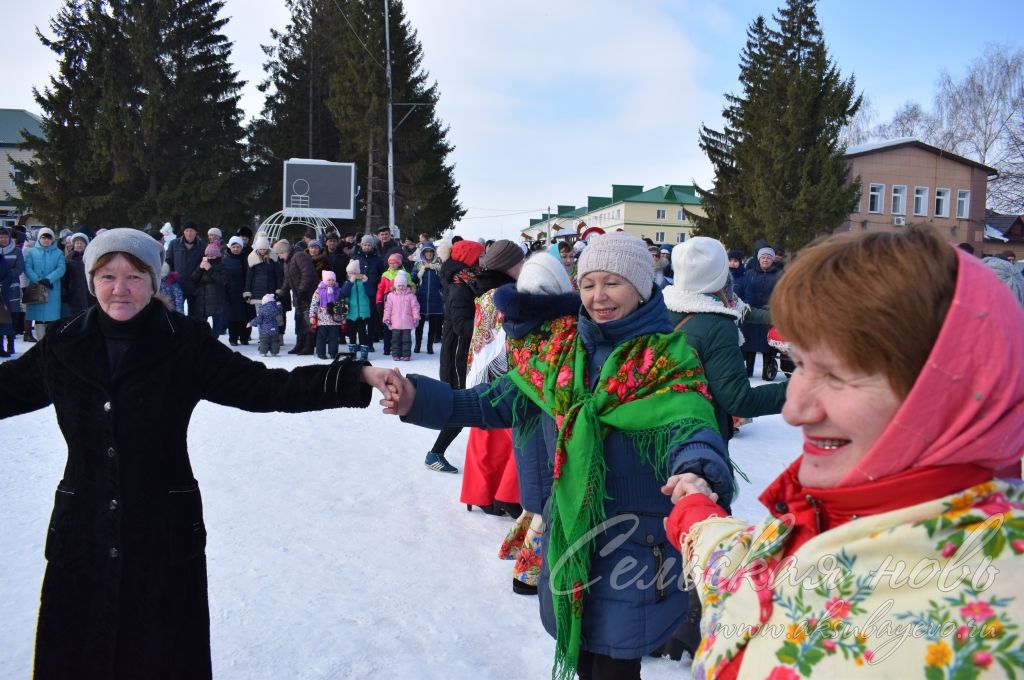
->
[460, 427, 519, 505]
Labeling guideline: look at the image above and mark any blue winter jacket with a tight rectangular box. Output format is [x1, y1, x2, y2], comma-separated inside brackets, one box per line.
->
[25, 240, 66, 322]
[412, 260, 444, 316]
[402, 285, 732, 659]
[739, 263, 782, 354]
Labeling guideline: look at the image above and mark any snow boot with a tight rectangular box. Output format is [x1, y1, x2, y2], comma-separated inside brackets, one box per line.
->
[5, 335, 14, 356]
[512, 579, 538, 596]
[296, 333, 316, 356]
[761, 355, 778, 381]
[358, 345, 369, 362]
[425, 451, 458, 473]
[287, 333, 304, 354]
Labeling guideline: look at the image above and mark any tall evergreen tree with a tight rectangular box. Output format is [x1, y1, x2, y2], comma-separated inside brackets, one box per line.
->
[13, 0, 108, 226]
[15, 0, 248, 228]
[248, 0, 342, 221]
[255, 0, 464, 237]
[693, 0, 860, 251]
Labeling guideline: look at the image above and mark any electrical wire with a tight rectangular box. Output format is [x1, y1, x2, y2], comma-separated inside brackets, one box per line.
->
[327, 0, 385, 70]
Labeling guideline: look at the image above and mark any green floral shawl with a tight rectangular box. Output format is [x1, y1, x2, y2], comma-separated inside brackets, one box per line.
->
[502, 314, 718, 679]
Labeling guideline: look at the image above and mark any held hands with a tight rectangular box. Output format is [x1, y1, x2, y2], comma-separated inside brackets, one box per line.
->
[660, 473, 718, 505]
[358, 367, 414, 416]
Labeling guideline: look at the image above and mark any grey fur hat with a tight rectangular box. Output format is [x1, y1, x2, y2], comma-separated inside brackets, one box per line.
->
[576, 232, 655, 300]
[84, 228, 165, 295]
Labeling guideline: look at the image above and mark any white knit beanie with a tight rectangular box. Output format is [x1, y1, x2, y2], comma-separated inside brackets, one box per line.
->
[517, 252, 574, 295]
[84, 227, 165, 295]
[672, 236, 730, 294]
[576, 232, 654, 300]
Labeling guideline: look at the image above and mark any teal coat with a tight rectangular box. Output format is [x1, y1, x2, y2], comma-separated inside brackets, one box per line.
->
[663, 286, 786, 441]
[25, 241, 66, 322]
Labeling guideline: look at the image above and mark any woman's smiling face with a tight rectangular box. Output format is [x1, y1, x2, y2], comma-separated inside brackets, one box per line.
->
[579, 271, 641, 323]
[783, 343, 904, 488]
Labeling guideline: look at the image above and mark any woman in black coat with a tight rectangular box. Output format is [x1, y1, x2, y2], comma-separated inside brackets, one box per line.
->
[0, 229, 394, 680]
[222, 238, 250, 345]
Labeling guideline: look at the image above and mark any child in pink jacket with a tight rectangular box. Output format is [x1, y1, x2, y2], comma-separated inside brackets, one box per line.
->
[382, 271, 420, 361]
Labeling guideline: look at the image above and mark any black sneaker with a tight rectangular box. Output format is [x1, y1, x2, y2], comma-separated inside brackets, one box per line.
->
[424, 452, 458, 473]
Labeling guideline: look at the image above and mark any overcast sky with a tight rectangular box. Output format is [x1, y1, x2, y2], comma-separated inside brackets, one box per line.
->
[3, 0, 1021, 239]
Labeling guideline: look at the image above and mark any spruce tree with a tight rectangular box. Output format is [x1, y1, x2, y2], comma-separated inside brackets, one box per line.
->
[125, 0, 248, 227]
[694, 0, 860, 252]
[13, 0, 107, 226]
[249, 0, 342, 221]
[255, 0, 464, 237]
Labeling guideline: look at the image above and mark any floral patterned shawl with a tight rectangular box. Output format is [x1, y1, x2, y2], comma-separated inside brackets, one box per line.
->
[683, 479, 1024, 679]
[503, 314, 717, 679]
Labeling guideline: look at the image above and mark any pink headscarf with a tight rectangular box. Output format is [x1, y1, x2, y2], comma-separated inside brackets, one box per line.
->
[840, 247, 1024, 484]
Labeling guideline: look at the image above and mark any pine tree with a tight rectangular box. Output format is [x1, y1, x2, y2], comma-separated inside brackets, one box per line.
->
[254, 0, 464, 237]
[693, 0, 860, 252]
[15, 0, 247, 229]
[124, 0, 248, 227]
[13, 0, 108, 226]
[249, 0, 343, 221]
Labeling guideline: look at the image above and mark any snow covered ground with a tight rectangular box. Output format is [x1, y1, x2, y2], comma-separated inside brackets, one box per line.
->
[0, 336, 800, 679]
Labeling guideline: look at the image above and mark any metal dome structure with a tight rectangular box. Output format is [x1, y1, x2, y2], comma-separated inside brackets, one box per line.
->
[256, 208, 336, 242]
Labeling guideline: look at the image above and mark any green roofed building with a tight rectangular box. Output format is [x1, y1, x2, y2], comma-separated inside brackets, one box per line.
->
[0, 109, 44, 219]
[521, 183, 705, 245]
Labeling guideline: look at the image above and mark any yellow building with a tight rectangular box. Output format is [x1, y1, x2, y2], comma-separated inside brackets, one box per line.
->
[521, 184, 706, 245]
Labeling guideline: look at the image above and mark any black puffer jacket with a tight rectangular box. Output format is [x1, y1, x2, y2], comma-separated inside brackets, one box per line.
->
[189, 259, 228, 319]
[0, 300, 371, 679]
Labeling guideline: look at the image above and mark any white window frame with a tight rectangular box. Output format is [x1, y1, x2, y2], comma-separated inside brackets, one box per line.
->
[868, 183, 884, 214]
[935, 188, 951, 218]
[676, 209, 685, 221]
[957, 190, 970, 219]
[676, 232, 686, 243]
[655, 209, 666, 220]
[891, 185, 907, 215]
[914, 187, 929, 216]
[654, 231, 666, 242]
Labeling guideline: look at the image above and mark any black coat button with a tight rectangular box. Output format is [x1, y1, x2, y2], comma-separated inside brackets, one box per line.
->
[774, 501, 788, 513]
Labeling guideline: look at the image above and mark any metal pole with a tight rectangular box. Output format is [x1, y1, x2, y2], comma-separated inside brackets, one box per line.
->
[384, 0, 396, 233]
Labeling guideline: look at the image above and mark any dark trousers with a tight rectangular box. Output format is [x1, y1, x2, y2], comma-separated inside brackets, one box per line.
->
[228, 320, 247, 343]
[382, 325, 392, 354]
[576, 651, 641, 680]
[430, 426, 463, 456]
[316, 325, 340, 357]
[346, 318, 370, 347]
[258, 334, 282, 355]
[392, 328, 412, 358]
[415, 314, 442, 351]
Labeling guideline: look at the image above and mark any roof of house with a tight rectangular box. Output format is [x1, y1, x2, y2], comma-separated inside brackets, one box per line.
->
[0, 109, 44, 146]
[984, 214, 1024, 235]
[844, 137, 997, 176]
[622, 184, 700, 205]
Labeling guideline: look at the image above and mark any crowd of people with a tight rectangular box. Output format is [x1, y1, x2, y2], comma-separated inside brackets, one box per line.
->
[1, 221, 1023, 680]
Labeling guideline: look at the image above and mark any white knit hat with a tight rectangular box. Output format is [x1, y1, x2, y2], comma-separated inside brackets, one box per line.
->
[517, 252, 574, 295]
[671, 237, 730, 294]
[228, 236, 245, 248]
[84, 227, 165, 295]
[253, 236, 272, 251]
[576, 232, 654, 300]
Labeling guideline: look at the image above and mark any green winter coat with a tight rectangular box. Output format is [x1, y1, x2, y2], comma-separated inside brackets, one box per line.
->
[663, 287, 786, 441]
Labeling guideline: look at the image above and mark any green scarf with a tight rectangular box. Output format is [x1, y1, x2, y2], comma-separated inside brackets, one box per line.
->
[504, 314, 718, 679]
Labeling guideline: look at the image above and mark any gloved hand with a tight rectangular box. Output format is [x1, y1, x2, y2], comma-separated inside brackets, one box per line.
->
[309, 317, 318, 331]
[40, 278, 54, 289]
[243, 292, 252, 300]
